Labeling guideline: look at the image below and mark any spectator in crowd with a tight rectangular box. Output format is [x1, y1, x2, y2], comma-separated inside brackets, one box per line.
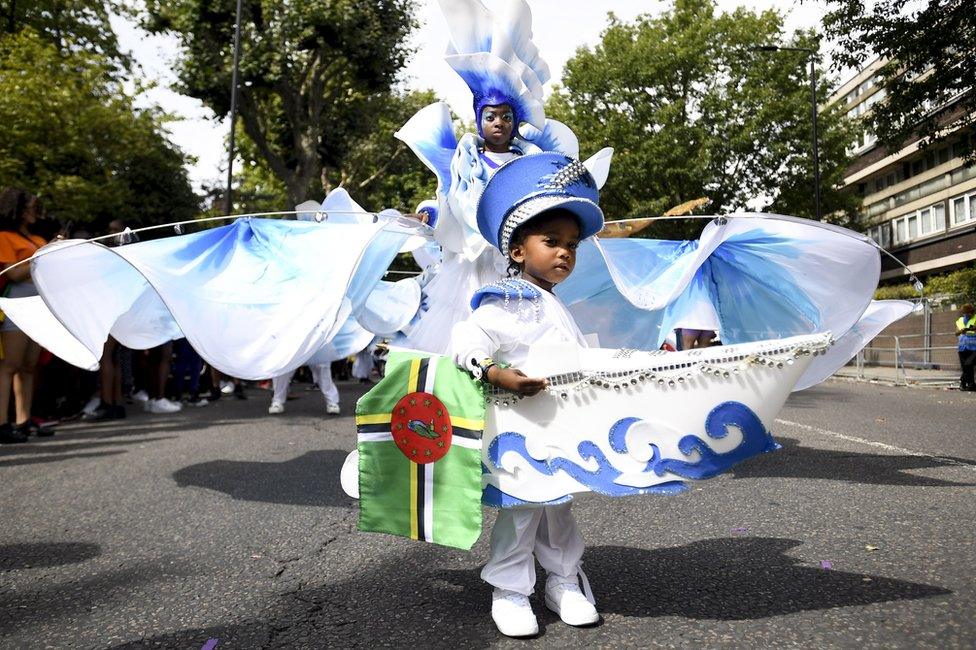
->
[208, 367, 247, 401]
[143, 342, 182, 414]
[956, 303, 976, 392]
[83, 337, 126, 420]
[0, 188, 54, 442]
[171, 338, 208, 406]
[84, 220, 135, 421]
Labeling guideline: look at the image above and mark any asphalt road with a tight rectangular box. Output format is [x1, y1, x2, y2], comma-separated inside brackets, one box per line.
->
[1, 378, 973, 648]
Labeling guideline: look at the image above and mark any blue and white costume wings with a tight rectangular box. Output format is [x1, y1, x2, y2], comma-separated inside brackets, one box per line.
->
[0, 205, 422, 379]
[0, 0, 910, 395]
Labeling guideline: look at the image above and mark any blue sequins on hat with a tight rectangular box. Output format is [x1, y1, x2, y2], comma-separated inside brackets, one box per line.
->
[476, 152, 604, 255]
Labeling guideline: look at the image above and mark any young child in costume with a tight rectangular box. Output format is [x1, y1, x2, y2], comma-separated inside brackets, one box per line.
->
[451, 151, 605, 637]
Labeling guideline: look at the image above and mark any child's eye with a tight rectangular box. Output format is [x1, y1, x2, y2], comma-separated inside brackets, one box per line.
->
[502, 113, 513, 122]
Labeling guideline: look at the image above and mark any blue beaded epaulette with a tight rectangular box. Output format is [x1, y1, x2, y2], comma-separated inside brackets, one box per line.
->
[470, 278, 543, 321]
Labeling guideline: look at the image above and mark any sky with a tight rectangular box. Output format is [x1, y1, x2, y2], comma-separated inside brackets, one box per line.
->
[112, 0, 831, 194]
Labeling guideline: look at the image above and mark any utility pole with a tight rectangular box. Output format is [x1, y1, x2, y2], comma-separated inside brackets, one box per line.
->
[223, 0, 244, 216]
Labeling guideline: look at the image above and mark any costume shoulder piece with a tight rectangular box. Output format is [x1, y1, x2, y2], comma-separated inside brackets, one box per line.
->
[470, 277, 542, 311]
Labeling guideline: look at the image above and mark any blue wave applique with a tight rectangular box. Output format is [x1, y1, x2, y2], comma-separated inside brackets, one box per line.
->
[483, 401, 778, 506]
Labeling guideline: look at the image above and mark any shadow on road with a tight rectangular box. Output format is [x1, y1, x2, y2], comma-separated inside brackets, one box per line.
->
[732, 437, 976, 487]
[113, 536, 950, 647]
[584, 538, 951, 619]
[0, 450, 127, 468]
[0, 560, 188, 636]
[0, 436, 176, 467]
[172, 450, 355, 508]
[0, 542, 101, 571]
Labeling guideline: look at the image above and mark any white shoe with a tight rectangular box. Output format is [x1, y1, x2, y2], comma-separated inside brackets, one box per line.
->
[325, 401, 340, 415]
[82, 396, 101, 416]
[145, 397, 182, 414]
[491, 589, 538, 638]
[545, 576, 598, 626]
[132, 389, 149, 403]
[268, 401, 285, 415]
[220, 380, 234, 395]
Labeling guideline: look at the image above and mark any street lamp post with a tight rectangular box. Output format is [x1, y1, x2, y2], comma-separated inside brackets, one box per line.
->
[224, 0, 244, 216]
[751, 45, 822, 221]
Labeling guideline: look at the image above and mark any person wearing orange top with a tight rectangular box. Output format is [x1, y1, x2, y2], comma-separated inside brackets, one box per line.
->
[0, 188, 51, 443]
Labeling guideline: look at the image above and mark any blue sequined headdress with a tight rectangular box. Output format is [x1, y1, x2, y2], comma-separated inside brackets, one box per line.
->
[438, 0, 549, 136]
[476, 152, 604, 256]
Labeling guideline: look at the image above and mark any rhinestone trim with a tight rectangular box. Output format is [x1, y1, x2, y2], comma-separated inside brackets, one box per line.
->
[499, 195, 601, 256]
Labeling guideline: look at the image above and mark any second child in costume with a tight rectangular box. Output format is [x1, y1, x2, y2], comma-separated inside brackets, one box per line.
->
[451, 152, 605, 637]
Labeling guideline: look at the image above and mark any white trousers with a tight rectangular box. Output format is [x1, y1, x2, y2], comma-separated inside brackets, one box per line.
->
[352, 350, 373, 380]
[481, 502, 584, 596]
[271, 365, 339, 405]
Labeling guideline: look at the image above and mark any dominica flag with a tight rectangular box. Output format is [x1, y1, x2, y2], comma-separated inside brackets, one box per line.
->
[356, 351, 485, 550]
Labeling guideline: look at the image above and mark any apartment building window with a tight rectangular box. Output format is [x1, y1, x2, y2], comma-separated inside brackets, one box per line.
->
[951, 190, 976, 227]
[891, 174, 948, 207]
[872, 169, 904, 194]
[865, 199, 890, 217]
[950, 164, 976, 185]
[891, 201, 946, 245]
[867, 223, 891, 248]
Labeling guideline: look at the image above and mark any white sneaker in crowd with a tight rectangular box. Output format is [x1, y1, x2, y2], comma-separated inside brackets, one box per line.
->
[490, 588, 538, 638]
[81, 396, 101, 417]
[325, 401, 340, 415]
[544, 575, 599, 626]
[131, 389, 149, 403]
[144, 397, 182, 414]
[268, 401, 285, 415]
[220, 380, 234, 395]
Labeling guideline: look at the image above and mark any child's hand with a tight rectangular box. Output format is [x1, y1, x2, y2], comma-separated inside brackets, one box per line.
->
[486, 366, 547, 396]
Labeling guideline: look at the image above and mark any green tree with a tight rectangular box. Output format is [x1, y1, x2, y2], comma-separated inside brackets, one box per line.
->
[324, 89, 438, 212]
[224, 89, 439, 216]
[0, 0, 129, 70]
[547, 0, 858, 237]
[0, 28, 198, 228]
[822, 0, 974, 164]
[143, 0, 418, 207]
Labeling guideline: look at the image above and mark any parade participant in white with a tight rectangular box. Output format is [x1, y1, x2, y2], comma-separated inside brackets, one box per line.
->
[451, 151, 607, 637]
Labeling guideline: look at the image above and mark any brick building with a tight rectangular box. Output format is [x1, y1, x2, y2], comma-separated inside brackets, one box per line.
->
[827, 58, 976, 283]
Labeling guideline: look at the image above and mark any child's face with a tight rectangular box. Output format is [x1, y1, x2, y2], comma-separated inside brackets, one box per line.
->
[510, 213, 581, 290]
[481, 103, 514, 150]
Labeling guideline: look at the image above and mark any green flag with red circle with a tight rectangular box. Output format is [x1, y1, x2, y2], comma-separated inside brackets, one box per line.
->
[356, 351, 485, 550]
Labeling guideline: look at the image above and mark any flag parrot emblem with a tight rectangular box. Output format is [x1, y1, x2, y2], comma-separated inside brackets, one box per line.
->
[390, 391, 453, 463]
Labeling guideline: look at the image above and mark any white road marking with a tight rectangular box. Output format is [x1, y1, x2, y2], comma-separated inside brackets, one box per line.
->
[774, 418, 976, 472]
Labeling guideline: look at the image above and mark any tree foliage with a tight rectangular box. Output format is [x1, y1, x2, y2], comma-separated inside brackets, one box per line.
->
[323, 89, 438, 212]
[224, 89, 439, 216]
[143, 0, 419, 207]
[875, 267, 976, 302]
[548, 0, 858, 237]
[0, 27, 198, 228]
[822, 0, 975, 164]
[0, 0, 129, 71]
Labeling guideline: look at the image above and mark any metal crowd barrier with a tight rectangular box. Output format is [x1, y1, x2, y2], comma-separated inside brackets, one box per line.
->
[847, 332, 961, 386]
